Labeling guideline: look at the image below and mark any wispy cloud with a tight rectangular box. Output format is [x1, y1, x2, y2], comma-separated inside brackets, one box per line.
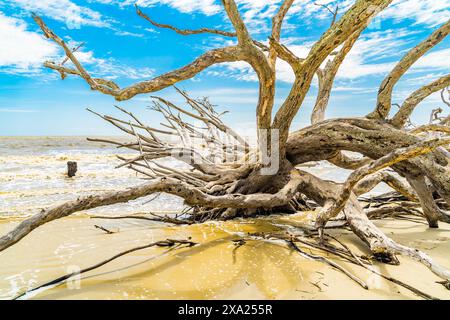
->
[380, 0, 450, 27]
[412, 48, 450, 71]
[10, 0, 111, 29]
[0, 12, 58, 75]
[70, 47, 155, 80]
[0, 13, 154, 80]
[0, 108, 38, 113]
[113, 30, 145, 38]
[404, 72, 447, 85]
[125, 0, 222, 16]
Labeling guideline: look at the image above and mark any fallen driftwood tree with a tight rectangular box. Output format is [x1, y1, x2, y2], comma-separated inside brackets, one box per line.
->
[1, 0, 450, 298]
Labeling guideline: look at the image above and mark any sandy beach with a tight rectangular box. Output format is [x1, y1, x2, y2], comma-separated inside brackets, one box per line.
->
[1, 213, 449, 300]
[1, 136, 449, 300]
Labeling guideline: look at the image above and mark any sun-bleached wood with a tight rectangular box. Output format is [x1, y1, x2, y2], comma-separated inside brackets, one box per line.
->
[2, 0, 450, 291]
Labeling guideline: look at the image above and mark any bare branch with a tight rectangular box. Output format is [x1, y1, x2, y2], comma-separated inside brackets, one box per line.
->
[353, 170, 418, 202]
[294, 169, 450, 281]
[311, 29, 362, 124]
[314, 2, 339, 27]
[391, 74, 450, 128]
[136, 4, 234, 37]
[135, 4, 268, 51]
[344, 195, 450, 281]
[328, 151, 371, 170]
[441, 87, 450, 107]
[221, 0, 277, 134]
[33, 14, 118, 96]
[221, 0, 253, 46]
[411, 124, 450, 135]
[268, 37, 303, 67]
[15, 238, 196, 299]
[34, 13, 246, 101]
[406, 176, 446, 227]
[287, 239, 368, 289]
[268, 0, 295, 68]
[368, 19, 450, 120]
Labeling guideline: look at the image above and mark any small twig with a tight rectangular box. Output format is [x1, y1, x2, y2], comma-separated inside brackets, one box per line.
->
[314, 2, 339, 26]
[309, 280, 323, 292]
[325, 234, 438, 300]
[248, 232, 439, 300]
[90, 214, 193, 225]
[287, 239, 368, 289]
[94, 224, 115, 234]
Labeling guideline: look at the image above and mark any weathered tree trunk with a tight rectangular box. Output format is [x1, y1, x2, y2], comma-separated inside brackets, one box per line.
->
[2, 0, 450, 293]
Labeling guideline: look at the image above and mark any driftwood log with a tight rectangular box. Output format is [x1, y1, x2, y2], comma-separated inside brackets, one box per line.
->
[1, 0, 449, 296]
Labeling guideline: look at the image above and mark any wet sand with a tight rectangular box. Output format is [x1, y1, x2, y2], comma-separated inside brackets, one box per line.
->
[1, 212, 449, 300]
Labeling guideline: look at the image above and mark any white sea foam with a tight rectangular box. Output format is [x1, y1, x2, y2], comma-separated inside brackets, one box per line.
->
[0, 136, 389, 218]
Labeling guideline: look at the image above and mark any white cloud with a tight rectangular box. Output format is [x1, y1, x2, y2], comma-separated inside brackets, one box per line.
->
[334, 29, 413, 80]
[289, 0, 354, 22]
[380, 0, 450, 27]
[114, 30, 145, 38]
[0, 12, 58, 74]
[92, 0, 450, 39]
[0, 13, 153, 80]
[206, 24, 449, 84]
[236, 0, 281, 33]
[337, 59, 394, 79]
[336, 28, 450, 80]
[332, 86, 377, 93]
[0, 108, 38, 113]
[289, 0, 449, 28]
[412, 48, 450, 71]
[404, 72, 447, 85]
[72, 49, 155, 80]
[129, 0, 222, 16]
[96, 0, 450, 31]
[10, 0, 110, 29]
[3, 0, 448, 84]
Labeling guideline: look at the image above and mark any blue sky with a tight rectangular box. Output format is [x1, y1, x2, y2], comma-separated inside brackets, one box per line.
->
[0, 0, 449, 136]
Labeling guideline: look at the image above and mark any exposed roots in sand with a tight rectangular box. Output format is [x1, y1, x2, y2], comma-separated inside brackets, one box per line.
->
[2, 0, 450, 300]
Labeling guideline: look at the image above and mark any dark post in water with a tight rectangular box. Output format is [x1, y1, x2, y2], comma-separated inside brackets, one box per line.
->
[67, 161, 77, 178]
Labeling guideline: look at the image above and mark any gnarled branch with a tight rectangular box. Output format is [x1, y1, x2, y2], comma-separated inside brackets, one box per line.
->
[135, 4, 268, 51]
[315, 138, 450, 228]
[34, 13, 247, 101]
[391, 74, 450, 128]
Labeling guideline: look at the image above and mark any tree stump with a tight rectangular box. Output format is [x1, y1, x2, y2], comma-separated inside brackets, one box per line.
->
[67, 161, 77, 177]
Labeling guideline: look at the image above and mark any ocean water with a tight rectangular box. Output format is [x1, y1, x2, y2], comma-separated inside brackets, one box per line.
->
[0, 136, 184, 217]
[0, 136, 388, 218]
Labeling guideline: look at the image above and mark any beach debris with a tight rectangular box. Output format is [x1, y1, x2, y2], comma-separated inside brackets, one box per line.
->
[1, 1, 449, 300]
[67, 161, 77, 177]
[94, 224, 116, 234]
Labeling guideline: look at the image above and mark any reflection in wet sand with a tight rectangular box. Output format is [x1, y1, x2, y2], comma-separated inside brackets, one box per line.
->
[1, 214, 449, 300]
